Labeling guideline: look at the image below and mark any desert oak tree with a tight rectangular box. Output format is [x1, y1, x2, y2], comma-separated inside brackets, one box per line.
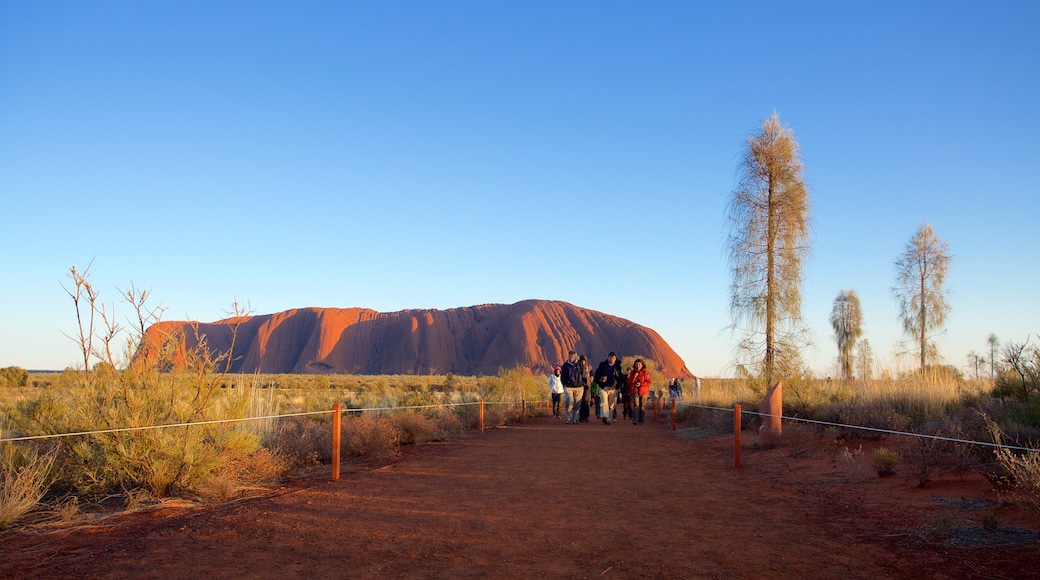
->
[830, 289, 863, 380]
[893, 223, 952, 372]
[726, 113, 811, 386]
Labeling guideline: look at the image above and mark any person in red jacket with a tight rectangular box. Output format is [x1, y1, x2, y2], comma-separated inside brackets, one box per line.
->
[626, 359, 652, 426]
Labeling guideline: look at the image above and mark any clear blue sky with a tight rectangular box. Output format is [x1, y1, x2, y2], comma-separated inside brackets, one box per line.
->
[2, 1, 1038, 377]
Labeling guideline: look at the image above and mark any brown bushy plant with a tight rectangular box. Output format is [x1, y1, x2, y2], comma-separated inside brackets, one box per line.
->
[392, 413, 442, 445]
[342, 414, 401, 459]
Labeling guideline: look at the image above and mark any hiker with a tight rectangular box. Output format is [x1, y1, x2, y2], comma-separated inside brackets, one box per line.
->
[578, 355, 592, 423]
[626, 359, 652, 426]
[560, 351, 584, 424]
[594, 352, 620, 424]
[548, 366, 564, 419]
[616, 356, 630, 421]
[668, 378, 683, 401]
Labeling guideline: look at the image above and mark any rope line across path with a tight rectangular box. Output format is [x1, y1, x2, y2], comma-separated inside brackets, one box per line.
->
[0, 400, 489, 443]
[677, 401, 1040, 453]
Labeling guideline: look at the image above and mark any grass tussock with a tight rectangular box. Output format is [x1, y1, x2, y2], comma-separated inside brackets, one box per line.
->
[0, 446, 55, 529]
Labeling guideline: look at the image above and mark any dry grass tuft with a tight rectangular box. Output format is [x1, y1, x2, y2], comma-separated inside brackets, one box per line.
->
[0, 447, 55, 529]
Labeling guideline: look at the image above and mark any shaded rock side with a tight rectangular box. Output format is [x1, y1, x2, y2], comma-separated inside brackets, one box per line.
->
[144, 299, 692, 378]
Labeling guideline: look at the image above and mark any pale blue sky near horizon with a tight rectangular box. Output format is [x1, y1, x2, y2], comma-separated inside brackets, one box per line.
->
[2, 1, 1038, 377]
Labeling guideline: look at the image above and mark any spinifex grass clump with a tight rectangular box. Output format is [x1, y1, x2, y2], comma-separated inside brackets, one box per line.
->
[873, 446, 900, 476]
[0, 445, 55, 529]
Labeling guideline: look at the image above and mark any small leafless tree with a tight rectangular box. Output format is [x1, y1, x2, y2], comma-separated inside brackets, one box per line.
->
[726, 113, 812, 387]
[61, 261, 99, 374]
[893, 223, 952, 373]
[830, 290, 863, 380]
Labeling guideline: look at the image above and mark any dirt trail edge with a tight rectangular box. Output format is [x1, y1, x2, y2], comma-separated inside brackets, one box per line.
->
[2, 416, 1037, 579]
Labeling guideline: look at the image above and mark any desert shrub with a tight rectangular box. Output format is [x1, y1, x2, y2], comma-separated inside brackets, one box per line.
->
[898, 435, 944, 487]
[989, 421, 1040, 514]
[0, 445, 55, 529]
[342, 413, 401, 458]
[478, 365, 544, 405]
[197, 447, 288, 503]
[840, 444, 871, 481]
[431, 408, 466, 436]
[778, 423, 819, 456]
[272, 417, 330, 469]
[0, 367, 29, 389]
[993, 339, 1040, 402]
[873, 446, 900, 476]
[392, 412, 442, 445]
[4, 268, 279, 499]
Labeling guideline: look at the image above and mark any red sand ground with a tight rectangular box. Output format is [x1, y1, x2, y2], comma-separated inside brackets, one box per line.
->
[2, 414, 1038, 579]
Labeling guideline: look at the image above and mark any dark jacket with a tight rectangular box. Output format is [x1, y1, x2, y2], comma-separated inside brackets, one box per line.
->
[595, 360, 618, 389]
[561, 359, 583, 388]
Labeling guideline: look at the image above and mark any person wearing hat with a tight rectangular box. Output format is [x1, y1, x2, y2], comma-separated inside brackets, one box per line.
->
[548, 365, 565, 419]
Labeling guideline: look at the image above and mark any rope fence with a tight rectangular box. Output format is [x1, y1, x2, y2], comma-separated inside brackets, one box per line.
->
[673, 400, 1040, 454]
[0, 400, 493, 444]
[5, 393, 1036, 483]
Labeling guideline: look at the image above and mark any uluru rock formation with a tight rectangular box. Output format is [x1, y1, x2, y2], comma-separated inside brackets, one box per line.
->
[144, 300, 692, 378]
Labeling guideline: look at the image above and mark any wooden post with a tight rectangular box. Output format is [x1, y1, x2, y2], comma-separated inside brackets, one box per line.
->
[331, 403, 341, 481]
[479, 398, 485, 434]
[734, 404, 741, 469]
[671, 398, 676, 432]
[521, 399, 526, 424]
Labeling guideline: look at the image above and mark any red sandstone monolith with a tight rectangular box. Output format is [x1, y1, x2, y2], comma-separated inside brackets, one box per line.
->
[759, 381, 782, 447]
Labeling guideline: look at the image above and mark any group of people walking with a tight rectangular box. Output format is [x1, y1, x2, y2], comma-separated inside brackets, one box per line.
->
[547, 350, 653, 426]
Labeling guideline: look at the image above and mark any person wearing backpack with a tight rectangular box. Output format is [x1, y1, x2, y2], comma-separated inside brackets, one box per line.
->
[560, 351, 584, 424]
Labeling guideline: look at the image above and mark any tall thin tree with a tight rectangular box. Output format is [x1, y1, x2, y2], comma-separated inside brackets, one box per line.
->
[726, 113, 812, 386]
[856, 339, 874, 381]
[893, 223, 953, 372]
[830, 290, 863, 380]
[987, 333, 1000, 380]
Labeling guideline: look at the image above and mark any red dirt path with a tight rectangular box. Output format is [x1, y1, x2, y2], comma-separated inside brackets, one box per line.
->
[2, 416, 1038, 579]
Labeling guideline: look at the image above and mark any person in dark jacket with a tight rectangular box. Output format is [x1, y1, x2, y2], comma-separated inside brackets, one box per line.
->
[578, 355, 591, 422]
[594, 352, 620, 425]
[560, 350, 584, 424]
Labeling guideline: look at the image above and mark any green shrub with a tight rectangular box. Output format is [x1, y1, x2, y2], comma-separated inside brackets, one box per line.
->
[0, 367, 28, 389]
[873, 446, 900, 476]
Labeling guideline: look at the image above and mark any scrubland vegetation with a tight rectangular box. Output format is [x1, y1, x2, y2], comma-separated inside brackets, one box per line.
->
[2, 263, 1038, 531]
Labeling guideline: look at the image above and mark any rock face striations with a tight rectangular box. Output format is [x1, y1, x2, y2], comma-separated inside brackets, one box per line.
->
[145, 300, 692, 378]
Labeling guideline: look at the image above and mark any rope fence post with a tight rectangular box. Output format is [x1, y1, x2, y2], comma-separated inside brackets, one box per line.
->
[653, 396, 658, 422]
[521, 398, 526, 424]
[331, 402, 341, 481]
[671, 398, 676, 432]
[479, 398, 485, 434]
[734, 403, 741, 469]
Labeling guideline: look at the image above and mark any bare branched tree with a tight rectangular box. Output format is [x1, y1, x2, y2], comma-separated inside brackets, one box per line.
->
[829, 289, 863, 380]
[61, 261, 99, 374]
[893, 223, 953, 373]
[726, 112, 812, 386]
